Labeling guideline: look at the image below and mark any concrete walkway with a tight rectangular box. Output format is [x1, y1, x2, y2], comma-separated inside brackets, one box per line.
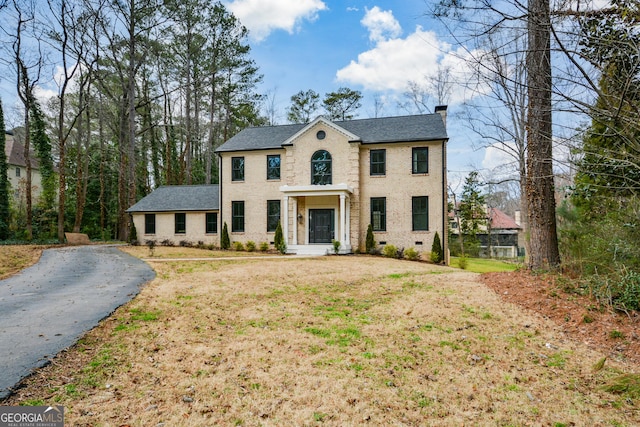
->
[0, 245, 155, 399]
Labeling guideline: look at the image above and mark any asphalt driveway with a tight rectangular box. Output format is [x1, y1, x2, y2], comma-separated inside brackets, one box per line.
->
[0, 245, 155, 399]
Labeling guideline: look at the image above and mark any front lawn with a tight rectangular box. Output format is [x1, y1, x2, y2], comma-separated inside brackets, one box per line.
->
[3, 253, 636, 426]
[450, 256, 521, 273]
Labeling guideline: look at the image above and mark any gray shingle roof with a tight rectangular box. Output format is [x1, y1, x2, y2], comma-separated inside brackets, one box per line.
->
[215, 113, 447, 153]
[126, 185, 219, 213]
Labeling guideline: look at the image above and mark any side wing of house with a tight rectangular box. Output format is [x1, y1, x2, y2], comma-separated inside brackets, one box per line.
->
[127, 185, 220, 246]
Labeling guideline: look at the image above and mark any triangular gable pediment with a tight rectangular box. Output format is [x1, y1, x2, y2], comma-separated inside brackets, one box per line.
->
[282, 116, 360, 146]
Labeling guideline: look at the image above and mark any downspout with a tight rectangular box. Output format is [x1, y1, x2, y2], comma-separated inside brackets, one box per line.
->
[435, 105, 449, 265]
[218, 153, 223, 235]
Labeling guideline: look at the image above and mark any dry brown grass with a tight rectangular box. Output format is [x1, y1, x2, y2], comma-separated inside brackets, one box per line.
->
[4, 254, 640, 426]
[0, 245, 43, 279]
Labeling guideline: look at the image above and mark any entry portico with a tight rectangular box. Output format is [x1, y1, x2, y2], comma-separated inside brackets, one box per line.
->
[280, 184, 353, 254]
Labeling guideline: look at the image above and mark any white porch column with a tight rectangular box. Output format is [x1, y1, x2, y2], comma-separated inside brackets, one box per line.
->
[345, 196, 351, 246]
[283, 196, 289, 246]
[292, 197, 298, 245]
[339, 194, 346, 247]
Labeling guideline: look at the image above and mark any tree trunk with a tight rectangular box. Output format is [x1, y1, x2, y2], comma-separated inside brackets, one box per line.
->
[525, 0, 560, 269]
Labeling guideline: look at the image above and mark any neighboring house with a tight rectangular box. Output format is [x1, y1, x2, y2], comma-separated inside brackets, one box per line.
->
[4, 131, 43, 202]
[128, 110, 449, 257]
[450, 206, 523, 258]
[127, 185, 219, 245]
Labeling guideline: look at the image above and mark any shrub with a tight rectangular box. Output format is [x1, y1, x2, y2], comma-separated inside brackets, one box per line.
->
[430, 232, 443, 263]
[404, 247, 419, 261]
[197, 240, 205, 249]
[366, 224, 375, 254]
[246, 241, 256, 252]
[221, 222, 230, 250]
[233, 241, 244, 251]
[259, 241, 269, 252]
[382, 244, 397, 258]
[145, 239, 156, 257]
[179, 240, 193, 247]
[458, 255, 469, 270]
[160, 239, 174, 247]
[130, 222, 138, 244]
[274, 220, 286, 254]
[396, 247, 404, 259]
[332, 239, 341, 254]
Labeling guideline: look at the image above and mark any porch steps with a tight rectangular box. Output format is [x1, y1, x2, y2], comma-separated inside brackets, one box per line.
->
[288, 245, 333, 256]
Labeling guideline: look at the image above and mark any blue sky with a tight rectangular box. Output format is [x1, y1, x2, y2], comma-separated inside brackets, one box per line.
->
[226, 0, 489, 180]
[0, 0, 493, 181]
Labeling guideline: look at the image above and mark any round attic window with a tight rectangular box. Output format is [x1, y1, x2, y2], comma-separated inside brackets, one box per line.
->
[316, 130, 326, 140]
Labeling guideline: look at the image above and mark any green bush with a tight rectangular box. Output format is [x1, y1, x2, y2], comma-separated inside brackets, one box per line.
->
[332, 239, 341, 254]
[221, 222, 230, 250]
[382, 244, 397, 258]
[233, 241, 244, 251]
[430, 231, 443, 263]
[404, 247, 419, 261]
[259, 241, 269, 252]
[366, 224, 375, 254]
[246, 241, 256, 252]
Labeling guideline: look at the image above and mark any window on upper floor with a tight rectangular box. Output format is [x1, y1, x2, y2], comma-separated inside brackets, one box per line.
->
[267, 200, 281, 232]
[370, 197, 386, 231]
[267, 155, 281, 180]
[412, 147, 429, 174]
[311, 150, 332, 185]
[15, 167, 20, 178]
[232, 201, 245, 232]
[370, 149, 386, 176]
[232, 157, 245, 181]
[206, 212, 218, 234]
[145, 214, 156, 234]
[175, 212, 186, 234]
[412, 196, 429, 231]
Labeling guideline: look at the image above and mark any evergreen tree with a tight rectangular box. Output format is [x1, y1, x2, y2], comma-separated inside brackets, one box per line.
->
[430, 231, 443, 263]
[274, 220, 286, 254]
[323, 87, 362, 121]
[287, 90, 320, 123]
[458, 171, 486, 256]
[30, 101, 56, 210]
[221, 222, 230, 249]
[0, 99, 9, 240]
[365, 223, 375, 254]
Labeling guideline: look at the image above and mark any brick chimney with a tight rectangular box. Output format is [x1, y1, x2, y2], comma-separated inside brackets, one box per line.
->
[435, 105, 448, 127]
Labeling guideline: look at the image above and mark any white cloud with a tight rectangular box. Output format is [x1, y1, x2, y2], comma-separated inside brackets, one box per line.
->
[361, 6, 401, 43]
[336, 16, 482, 105]
[225, 0, 327, 42]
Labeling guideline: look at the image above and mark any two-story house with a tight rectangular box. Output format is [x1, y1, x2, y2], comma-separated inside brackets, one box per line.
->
[128, 110, 449, 257]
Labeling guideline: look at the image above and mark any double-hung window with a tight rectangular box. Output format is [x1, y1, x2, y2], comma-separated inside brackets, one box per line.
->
[175, 213, 186, 234]
[267, 155, 281, 180]
[370, 197, 386, 231]
[412, 147, 429, 174]
[370, 149, 386, 176]
[267, 200, 281, 232]
[145, 214, 156, 234]
[206, 212, 218, 234]
[232, 157, 245, 181]
[232, 201, 245, 232]
[412, 196, 429, 231]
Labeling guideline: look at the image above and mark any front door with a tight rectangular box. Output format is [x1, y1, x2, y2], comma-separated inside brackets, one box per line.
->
[309, 209, 334, 244]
